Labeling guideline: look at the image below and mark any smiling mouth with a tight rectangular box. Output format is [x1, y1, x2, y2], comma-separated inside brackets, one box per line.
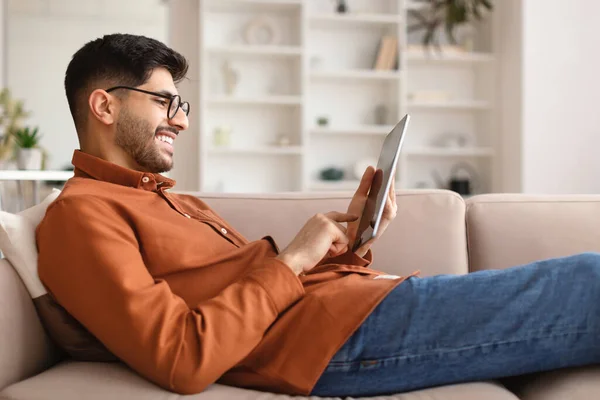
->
[155, 134, 174, 145]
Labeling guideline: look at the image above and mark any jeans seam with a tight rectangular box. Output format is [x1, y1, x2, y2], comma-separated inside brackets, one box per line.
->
[326, 328, 596, 368]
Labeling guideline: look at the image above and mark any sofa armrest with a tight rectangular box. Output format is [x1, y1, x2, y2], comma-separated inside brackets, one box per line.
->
[466, 194, 600, 272]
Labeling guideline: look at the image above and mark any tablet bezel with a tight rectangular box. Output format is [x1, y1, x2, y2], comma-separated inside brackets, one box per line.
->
[352, 114, 410, 252]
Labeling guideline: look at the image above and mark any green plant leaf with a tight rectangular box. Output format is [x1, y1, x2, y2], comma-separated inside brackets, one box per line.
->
[13, 126, 41, 148]
[412, 0, 493, 50]
[480, 0, 493, 10]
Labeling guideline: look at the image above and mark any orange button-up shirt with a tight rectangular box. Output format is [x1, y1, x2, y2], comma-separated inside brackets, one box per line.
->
[37, 150, 411, 395]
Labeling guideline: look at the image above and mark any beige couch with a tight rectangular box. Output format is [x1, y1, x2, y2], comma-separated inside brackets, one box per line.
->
[1, 189, 600, 400]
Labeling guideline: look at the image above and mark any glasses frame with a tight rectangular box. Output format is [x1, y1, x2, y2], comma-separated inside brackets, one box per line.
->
[105, 86, 190, 119]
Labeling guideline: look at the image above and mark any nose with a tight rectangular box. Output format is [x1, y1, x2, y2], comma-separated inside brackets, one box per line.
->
[169, 107, 189, 131]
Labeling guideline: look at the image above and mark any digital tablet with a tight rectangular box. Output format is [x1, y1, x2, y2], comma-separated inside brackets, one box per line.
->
[352, 114, 410, 252]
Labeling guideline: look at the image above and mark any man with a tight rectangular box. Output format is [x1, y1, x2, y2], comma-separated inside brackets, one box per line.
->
[37, 33, 600, 397]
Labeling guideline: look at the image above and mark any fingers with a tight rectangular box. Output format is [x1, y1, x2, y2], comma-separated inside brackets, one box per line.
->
[322, 214, 352, 239]
[324, 211, 358, 223]
[319, 212, 352, 250]
[385, 179, 397, 215]
[332, 220, 348, 234]
[383, 197, 397, 220]
[355, 240, 372, 258]
[356, 166, 375, 196]
[328, 242, 349, 257]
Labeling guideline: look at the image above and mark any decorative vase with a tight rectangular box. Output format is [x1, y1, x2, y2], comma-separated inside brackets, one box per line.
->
[222, 62, 239, 96]
[17, 148, 43, 170]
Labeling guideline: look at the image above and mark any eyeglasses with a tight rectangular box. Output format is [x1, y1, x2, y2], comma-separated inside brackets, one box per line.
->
[106, 86, 190, 120]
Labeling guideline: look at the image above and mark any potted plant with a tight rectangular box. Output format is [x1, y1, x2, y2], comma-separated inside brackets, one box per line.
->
[408, 0, 493, 50]
[0, 88, 30, 167]
[13, 126, 43, 170]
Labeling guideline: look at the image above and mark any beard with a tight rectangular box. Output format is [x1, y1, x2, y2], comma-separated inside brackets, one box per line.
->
[115, 108, 174, 173]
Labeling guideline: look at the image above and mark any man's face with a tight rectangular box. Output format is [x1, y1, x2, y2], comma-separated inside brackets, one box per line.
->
[114, 68, 189, 173]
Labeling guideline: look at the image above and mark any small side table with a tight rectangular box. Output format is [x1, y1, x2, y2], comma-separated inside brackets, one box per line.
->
[0, 170, 74, 211]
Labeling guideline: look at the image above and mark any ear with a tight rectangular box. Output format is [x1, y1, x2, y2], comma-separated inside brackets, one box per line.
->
[88, 89, 117, 126]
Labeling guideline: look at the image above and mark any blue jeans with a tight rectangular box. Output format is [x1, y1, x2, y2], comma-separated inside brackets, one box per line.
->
[311, 252, 600, 397]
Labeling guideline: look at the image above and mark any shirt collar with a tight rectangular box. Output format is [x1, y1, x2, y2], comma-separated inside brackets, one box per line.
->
[71, 150, 176, 192]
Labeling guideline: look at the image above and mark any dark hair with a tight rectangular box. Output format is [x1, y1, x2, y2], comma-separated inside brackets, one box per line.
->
[64, 33, 188, 130]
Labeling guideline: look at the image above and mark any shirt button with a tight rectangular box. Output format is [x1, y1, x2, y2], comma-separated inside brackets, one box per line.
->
[220, 227, 228, 234]
[142, 176, 150, 183]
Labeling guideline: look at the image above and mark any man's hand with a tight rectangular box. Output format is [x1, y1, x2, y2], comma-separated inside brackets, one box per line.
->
[276, 211, 358, 275]
[346, 166, 398, 257]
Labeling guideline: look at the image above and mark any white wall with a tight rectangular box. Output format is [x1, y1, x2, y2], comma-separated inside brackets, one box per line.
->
[496, 0, 600, 194]
[0, 0, 5, 88]
[6, 0, 168, 170]
[167, 0, 199, 191]
[495, 0, 523, 193]
[519, 0, 600, 194]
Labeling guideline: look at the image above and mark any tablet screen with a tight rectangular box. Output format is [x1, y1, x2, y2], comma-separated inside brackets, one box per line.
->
[352, 115, 410, 251]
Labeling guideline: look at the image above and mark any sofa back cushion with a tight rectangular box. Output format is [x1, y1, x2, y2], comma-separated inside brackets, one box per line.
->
[466, 194, 600, 271]
[0, 259, 59, 390]
[199, 189, 469, 277]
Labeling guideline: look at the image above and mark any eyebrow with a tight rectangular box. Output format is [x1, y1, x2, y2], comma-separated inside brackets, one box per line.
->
[155, 89, 176, 98]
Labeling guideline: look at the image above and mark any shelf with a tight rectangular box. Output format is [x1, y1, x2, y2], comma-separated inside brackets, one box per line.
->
[311, 125, 394, 136]
[406, 147, 495, 157]
[310, 179, 402, 191]
[404, 0, 427, 11]
[208, 146, 303, 155]
[309, 180, 360, 191]
[206, 0, 302, 13]
[207, 45, 302, 57]
[405, 51, 495, 64]
[208, 95, 302, 106]
[0, 170, 74, 181]
[309, 13, 402, 26]
[407, 100, 491, 111]
[196, 0, 499, 194]
[310, 69, 401, 81]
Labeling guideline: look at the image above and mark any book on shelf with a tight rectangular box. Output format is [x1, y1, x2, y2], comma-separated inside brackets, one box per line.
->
[373, 35, 398, 70]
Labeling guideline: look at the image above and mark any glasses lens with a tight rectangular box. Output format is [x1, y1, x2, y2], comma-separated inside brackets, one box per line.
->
[169, 96, 180, 119]
[181, 102, 190, 116]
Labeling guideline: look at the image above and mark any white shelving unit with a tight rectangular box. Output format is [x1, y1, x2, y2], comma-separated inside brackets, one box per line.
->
[406, 147, 495, 157]
[405, 51, 495, 64]
[310, 125, 395, 136]
[197, 0, 498, 194]
[309, 179, 361, 191]
[206, 45, 303, 57]
[0, 170, 74, 181]
[309, 13, 402, 25]
[407, 100, 492, 111]
[208, 146, 303, 155]
[207, 95, 303, 106]
[310, 69, 401, 81]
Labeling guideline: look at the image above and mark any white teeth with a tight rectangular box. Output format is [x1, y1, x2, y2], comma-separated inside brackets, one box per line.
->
[156, 135, 174, 145]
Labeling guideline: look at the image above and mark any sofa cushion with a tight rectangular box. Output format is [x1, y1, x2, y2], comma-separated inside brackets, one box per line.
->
[0, 189, 60, 298]
[466, 194, 600, 271]
[506, 366, 600, 400]
[199, 189, 469, 277]
[0, 189, 116, 362]
[0, 259, 58, 391]
[0, 361, 520, 400]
